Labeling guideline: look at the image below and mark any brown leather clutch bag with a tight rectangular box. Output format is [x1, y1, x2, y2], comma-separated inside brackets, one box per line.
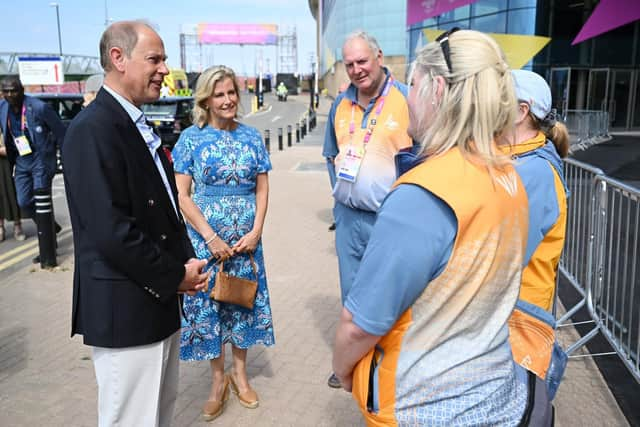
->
[210, 253, 258, 310]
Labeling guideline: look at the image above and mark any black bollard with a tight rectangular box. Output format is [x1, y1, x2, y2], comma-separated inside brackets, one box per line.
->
[301, 119, 306, 139]
[264, 129, 270, 153]
[287, 125, 292, 147]
[310, 111, 316, 130]
[257, 91, 264, 109]
[296, 123, 300, 143]
[34, 188, 57, 268]
[278, 127, 283, 151]
[304, 117, 308, 136]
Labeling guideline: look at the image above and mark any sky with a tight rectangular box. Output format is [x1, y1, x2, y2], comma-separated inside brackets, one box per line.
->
[0, 0, 317, 76]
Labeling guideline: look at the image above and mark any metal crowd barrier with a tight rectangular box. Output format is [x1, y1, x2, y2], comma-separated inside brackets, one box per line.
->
[557, 159, 604, 325]
[558, 158, 640, 383]
[589, 175, 640, 381]
[563, 110, 609, 148]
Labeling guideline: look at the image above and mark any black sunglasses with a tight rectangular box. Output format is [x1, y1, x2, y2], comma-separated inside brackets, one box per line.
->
[435, 27, 460, 74]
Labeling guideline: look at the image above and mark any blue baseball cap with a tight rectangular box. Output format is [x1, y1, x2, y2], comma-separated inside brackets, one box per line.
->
[512, 70, 551, 121]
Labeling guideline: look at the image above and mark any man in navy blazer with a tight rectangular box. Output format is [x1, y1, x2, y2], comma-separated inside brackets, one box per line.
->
[62, 21, 209, 426]
[0, 75, 65, 220]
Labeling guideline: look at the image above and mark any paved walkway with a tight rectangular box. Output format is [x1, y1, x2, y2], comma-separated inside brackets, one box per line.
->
[0, 98, 630, 426]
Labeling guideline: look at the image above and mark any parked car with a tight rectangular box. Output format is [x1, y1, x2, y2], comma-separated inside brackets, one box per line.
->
[31, 92, 84, 126]
[142, 96, 194, 149]
[30, 93, 84, 173]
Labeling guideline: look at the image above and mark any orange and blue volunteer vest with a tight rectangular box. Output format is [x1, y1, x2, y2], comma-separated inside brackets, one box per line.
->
[351, 146, 529, 426]
[510, 132, 567, 311]
[507, 131, 569, 399]
[331, 75, 412, 212]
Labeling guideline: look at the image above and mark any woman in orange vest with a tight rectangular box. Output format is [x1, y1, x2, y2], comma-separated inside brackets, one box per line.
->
[508, 70, 570, 401]
[332, 29, 535, 426]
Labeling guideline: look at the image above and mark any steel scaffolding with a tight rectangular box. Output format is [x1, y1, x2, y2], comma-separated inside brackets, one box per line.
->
[277, 27, 298, 74]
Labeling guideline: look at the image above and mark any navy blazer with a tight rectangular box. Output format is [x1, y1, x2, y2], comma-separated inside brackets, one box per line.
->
[0, 95, 66, 188]
[62, 88, 195, 348]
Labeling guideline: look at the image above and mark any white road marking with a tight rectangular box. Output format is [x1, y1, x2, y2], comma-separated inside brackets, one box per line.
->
[245, 104, 273, 117]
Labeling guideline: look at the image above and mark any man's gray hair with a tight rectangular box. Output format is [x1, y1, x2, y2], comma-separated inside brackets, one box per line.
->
[343, 30, 382, 55]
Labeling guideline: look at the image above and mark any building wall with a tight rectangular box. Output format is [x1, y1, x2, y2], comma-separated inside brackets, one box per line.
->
[320, 0, 407, 83]
[407, 0, 538, 67]
[406, 0, 640, 129]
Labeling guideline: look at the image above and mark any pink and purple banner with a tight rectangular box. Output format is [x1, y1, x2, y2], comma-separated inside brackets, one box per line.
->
[407, 0, 479, 27]
[572, 0, 640, 45]
[197, 23, 278, 45]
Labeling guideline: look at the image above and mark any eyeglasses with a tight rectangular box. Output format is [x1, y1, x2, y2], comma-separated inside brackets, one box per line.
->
[1, 88, 19, 94]
[435, 27, 460, 74]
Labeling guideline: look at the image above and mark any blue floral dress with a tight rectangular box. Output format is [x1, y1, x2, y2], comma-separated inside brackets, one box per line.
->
[172, 122, 275, 361]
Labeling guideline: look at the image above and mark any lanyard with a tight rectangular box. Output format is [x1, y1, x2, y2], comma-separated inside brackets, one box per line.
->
[349, 76, 393, 145]
[6, 104, 27, 135]
[21, 104, 27, 132]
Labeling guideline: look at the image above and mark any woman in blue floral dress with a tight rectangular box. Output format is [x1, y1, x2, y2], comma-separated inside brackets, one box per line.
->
[172, 66, 274, 421]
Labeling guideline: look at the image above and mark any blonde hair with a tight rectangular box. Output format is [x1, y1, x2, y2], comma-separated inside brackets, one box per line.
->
[409, 30, 517, 168]
[192, 65, 241, 128]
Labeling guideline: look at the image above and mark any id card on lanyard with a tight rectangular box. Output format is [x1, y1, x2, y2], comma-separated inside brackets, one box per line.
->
[8, 105, 32, 156]
[336, 77, 393, 183]
[336, 144, 365, 182]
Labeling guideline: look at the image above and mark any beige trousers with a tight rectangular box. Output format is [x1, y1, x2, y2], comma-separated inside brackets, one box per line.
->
[92, 331, 180, 427]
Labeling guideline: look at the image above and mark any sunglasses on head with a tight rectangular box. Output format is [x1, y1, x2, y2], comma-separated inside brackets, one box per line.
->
[435, 27, 460, 74]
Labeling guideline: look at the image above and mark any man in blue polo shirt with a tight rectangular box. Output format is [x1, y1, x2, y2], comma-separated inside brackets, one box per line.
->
[323, 30, 411, 388]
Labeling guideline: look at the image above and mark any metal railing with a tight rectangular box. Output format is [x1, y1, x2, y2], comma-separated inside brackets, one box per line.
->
[563, 110, 609, 149]
[558, 158, 640, 382]
[590, 175, 640, 381]
[557, 159, 604, 325]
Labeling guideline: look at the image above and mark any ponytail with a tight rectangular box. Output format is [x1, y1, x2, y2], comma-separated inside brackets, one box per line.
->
[530, 113, 570, 158]
[544, 121, 570, 158]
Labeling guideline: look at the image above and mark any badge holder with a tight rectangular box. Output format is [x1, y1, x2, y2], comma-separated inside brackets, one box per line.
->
[14, 135, 32, 156]
[337, 144, 365, 183]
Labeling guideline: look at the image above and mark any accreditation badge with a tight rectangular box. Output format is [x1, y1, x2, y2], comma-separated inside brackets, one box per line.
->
[337, 144, 365, 183]
[14, 135, 32, 156]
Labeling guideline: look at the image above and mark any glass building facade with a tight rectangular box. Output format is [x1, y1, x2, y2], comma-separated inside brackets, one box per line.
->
[317, 0, 639, 130]
[408, 0, 640, 131]
[320, 0, 407, 74]
[408, 0, 538, 68]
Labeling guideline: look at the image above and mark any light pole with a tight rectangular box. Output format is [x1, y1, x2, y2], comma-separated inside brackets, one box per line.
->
[50, 3, 62, 57]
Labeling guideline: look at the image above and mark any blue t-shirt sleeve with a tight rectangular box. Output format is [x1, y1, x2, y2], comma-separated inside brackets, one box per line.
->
[345, 184, 457, 336]
[171, 128, 194, 175]
[322, 96, 341, 158]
